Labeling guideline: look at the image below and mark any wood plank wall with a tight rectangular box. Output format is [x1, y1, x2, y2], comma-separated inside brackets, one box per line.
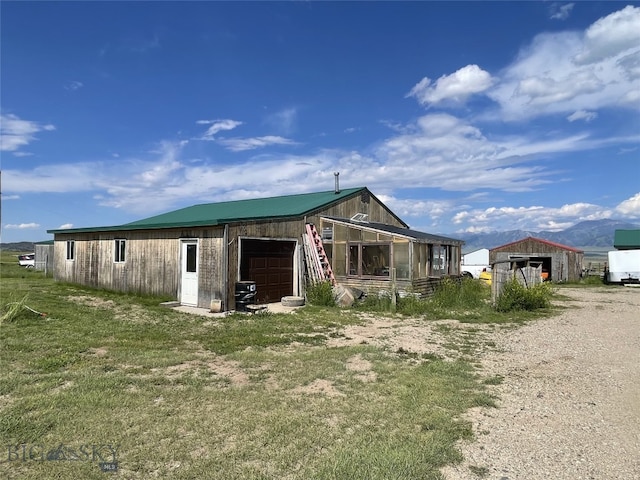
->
[53, 228, 224, 304]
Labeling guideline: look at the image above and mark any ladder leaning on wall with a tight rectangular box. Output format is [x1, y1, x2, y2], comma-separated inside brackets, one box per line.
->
[303, 223, 336, 285]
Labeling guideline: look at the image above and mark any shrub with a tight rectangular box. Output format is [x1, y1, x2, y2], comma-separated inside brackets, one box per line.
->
[495, 279, 552, 312]
[397, 292, 430, 315]
[355, 278, 489, 316]
[431, 277, 486, 309]
[356, 290, 393, 312]
[306, 281, 336, 307]
[580, 275, 603, 285]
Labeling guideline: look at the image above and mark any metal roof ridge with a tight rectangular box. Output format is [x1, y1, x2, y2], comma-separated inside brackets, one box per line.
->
[48, 187, 369, 234]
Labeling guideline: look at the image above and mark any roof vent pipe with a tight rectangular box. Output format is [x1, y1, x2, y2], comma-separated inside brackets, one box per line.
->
[334, 172, 340, 194]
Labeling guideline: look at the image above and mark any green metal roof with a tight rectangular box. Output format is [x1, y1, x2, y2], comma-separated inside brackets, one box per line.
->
[48, 187, 368, 234]
[614, 229, 640, 249]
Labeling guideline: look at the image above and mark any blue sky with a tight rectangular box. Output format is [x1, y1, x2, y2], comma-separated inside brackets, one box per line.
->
[1, 1, 639, 243]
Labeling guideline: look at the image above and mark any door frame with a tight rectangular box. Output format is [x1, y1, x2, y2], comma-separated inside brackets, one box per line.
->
[180, 239, 199, 306]
[238, 237, 300, 299]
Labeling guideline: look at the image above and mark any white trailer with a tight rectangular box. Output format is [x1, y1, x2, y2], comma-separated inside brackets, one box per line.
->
[605, 250, 640, 285]
[461, 248, 490, 278]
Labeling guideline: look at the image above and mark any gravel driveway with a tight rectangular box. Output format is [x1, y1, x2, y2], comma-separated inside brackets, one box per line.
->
[442, 286, 640, 480]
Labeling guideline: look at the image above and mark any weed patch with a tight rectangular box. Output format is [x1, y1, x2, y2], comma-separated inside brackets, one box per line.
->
[306, 281, 336, 307]
[495, 280, 553, 312]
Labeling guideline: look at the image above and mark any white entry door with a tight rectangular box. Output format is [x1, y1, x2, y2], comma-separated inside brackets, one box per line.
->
[180, 240, 198, 306]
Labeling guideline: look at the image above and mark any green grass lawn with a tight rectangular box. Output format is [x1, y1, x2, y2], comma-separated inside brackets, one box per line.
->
[1, 253, 506, 479]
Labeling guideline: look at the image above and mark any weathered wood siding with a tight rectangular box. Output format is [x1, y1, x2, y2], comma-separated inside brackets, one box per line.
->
[305, 191, 406, 227]
[34, 244, 54, 275]
[490, 238, 583, 282]
[491, 264, 542, 303]
[50, 189, 412, 310]
[226, 219, 304, 307]
[53, 228, 225, 307]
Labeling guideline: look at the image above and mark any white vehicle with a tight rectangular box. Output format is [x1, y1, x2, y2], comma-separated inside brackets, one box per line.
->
[18, 253, 35, 268]
[461, 248, 490, 279]
[605, 250, 640, 285]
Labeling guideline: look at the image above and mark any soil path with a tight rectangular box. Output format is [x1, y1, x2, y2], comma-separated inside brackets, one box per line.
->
[443, 287, 640, 480]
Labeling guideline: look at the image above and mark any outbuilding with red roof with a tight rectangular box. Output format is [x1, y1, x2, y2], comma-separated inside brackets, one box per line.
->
[489, 237, 584, 283]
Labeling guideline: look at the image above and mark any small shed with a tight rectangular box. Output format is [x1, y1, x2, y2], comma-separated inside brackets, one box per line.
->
[613, 229, 640, 250]
[34, 240, 54, 275]
[489, 237, 583, 282]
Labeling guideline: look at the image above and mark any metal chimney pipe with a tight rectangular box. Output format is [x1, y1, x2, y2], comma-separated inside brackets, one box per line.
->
[334, 172, 340, 194]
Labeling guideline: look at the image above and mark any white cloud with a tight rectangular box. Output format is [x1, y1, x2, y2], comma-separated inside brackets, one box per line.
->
[378, 195, 455, 221]
[549, 3, 575, 21]
[371, 113, 575, 192]
[217, 135, 298, 152]
[515, 71, 602, 106]
[616, 192, 640, 217]
[487, 6, 640, 120]
[451, 202, 615, 232]
[2, 106, 635, 224]
[407, 65, 493, 106]
[0, 114, 55, 152]
[264, 107, 298, 135]
[567, 110, 597, 122]
[58, 223, 74, 229]
[4, 163, 109, 194]
[64, 80, 84, 91]
[198, 119, 243, 139]
[617, 50, 640, 80]
[574, 5, 640, 65]
[461, 225, 494, 234]
[5, 223, 40, 229]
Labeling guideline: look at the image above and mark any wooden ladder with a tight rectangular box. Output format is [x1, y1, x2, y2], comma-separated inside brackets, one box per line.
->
[304, 223, 336, 285]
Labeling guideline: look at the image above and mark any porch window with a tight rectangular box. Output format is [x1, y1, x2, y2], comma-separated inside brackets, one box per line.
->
[66, 240, 75, 261]
[394, 241, 410, 279]
[413, 243, 428, 278]
[450, 245, 460, 275]
[430, 245, 447, 276]
[348, 243, 390, 277]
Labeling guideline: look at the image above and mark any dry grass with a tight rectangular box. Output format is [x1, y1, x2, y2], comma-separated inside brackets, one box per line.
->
[1, 251, 502, 479]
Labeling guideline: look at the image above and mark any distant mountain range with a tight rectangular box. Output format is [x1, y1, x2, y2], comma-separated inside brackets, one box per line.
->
[2, 219, 639, 255]
[0, 241, 38, 253]
[453, 219, 640, 253]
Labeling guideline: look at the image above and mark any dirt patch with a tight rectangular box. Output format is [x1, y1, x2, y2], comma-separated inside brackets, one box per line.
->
[327, 314, 498, 361]
[153, 357, 250, 386]
[86, 346, 109, 357]
[66, 295, 159, 324]
[442, 287, 640, 480]
[345, 353, 377, 382]
[290, 379, 345, 397]
[66, 295, 116, 309]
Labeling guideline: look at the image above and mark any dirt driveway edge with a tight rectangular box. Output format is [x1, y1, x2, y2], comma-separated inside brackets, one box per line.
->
[442, 287, 640, 480]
